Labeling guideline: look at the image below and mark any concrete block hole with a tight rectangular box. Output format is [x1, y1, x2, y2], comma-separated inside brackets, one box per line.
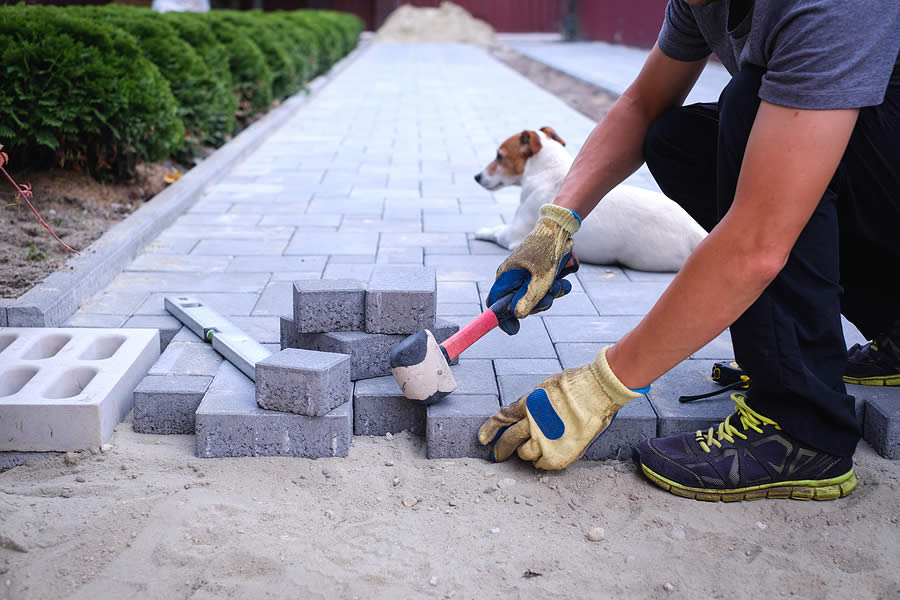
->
[79, 335, 126, 360]
[22, 334, 72, 360]
[44, 367, 97, 399]
[0, 366, 38, 397]
[0, 333, 17, 354]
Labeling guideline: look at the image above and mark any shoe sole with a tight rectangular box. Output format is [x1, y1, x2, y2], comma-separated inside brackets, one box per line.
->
[842, 374, 900, 386]
[640, 465, 857, 502]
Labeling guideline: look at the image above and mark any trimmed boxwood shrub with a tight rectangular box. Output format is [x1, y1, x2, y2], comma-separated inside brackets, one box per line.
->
[71, 5, 218, 157]
[162, 11, 238, 146]
[281, 11, 344, 75]
[201, 14, 273, 119]
[0, 4, 183, 178]
[315, 10, 364, 57]
[209, 10, 299, 101]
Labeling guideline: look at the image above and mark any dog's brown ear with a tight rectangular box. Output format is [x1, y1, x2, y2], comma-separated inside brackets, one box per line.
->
[540, 126, 565, 146]
[519, 130, 542, 156]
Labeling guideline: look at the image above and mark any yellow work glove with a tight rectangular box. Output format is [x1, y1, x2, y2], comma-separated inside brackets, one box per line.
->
[478, 346, 644, 470]
[487, 204, 581, 320]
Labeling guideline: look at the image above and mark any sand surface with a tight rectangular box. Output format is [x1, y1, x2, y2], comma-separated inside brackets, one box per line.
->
[1, 418, 898, 599]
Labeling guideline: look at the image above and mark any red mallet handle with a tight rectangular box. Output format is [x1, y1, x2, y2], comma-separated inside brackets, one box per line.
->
[441, 292, 514, 362]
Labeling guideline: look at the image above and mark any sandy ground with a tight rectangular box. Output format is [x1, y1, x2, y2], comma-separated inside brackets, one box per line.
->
[1, 418, 898, 600]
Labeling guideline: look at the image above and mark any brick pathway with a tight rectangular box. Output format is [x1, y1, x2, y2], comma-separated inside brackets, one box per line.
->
[66, 42, 876, 456]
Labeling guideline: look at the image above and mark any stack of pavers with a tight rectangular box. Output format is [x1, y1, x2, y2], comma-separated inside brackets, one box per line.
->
[132, 265, 489, 458]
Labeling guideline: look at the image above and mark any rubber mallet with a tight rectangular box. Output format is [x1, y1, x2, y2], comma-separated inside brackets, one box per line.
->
[389, 255, 579, 404]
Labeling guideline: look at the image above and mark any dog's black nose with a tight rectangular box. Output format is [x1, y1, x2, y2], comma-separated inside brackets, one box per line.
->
[474, 173, 482, 183]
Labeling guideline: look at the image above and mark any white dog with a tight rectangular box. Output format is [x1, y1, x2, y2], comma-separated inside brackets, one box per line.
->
[474, 127, 707, 272]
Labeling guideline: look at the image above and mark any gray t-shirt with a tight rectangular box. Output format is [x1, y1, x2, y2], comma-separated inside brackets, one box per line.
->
[658, 0, 900, 109]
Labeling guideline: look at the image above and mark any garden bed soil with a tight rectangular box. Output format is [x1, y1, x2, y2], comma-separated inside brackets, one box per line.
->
[0, 163, 178, 299]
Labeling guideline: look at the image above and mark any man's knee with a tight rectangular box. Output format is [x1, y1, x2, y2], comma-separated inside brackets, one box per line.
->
[643, 106, 687, 172]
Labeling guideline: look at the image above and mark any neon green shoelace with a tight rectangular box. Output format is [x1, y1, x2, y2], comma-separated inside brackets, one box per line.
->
[695, 393, 781, 454]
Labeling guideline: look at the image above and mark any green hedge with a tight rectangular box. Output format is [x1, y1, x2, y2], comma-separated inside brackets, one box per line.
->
[0, 4, 361, 179]
[0, 5, 183, 178]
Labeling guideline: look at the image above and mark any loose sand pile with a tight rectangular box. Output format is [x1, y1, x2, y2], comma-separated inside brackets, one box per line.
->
[376, 2, 498, 46]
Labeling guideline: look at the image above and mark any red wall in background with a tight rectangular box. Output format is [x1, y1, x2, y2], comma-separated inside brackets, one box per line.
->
[577, 0, 668, 48]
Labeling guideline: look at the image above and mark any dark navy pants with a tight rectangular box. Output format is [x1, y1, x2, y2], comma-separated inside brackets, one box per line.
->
[643, 65, 900, 457]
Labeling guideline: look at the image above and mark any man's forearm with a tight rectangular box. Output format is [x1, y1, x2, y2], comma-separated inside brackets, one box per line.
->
[553, 93, 652, 218]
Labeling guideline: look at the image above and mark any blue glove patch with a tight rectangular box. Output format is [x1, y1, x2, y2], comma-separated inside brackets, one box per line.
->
[526, 388, 565, 440]
[487, 268, 530, 309]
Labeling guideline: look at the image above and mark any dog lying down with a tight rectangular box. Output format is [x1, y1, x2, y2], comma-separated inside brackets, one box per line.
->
[473, 127, 707, 272]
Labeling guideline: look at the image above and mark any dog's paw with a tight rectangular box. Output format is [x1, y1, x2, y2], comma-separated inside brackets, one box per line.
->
[474, 225, 501, 242]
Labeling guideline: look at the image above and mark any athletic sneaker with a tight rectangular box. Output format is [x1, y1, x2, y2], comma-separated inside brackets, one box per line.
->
[635, 393, 857, 502]
[844, 329, 900, 386]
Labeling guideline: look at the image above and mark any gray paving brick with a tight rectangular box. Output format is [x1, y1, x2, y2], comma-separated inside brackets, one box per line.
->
[252, 282, 293, 317]
[543, 316, 643, 344]
[426, 255, 504, 281]
[365, 266, 436, 334]
[258, 214, 340, 227]
[581, 281, 668, 315]
[293, 279, 366, 333]
[107, 272, 269, 294]
[306, 197, 384, 215]
[123, 315, 182, 352]
[226, 256, 327, 273]
[228, 316, 281, 344]
[423, 214, 502, 233]
[142, 238, 200, 255]
[623, 268, 677, 283]
[280, 315, 300, 350]
[468, 239, 509, 255]
[493, 359, 562, 375]
[437, 281, 480, 304]
[133, 375, 213, 434]
[479, 290, 597, 316]
[149, 341, 224, 377]
[135, 292, 259, 317]
[555, 343, 605, 369]
[376, 247, 423, 264]
[327, 255, 376, 264]
[575, 264, 628, 281]
[438, 303, 483, 316]
[0, 298, 12, 327]
[195, 362, 352, 458]
[340, 218, 421, 233]
[426, 394, 499, 459]
[691, 331, 735, 360]
[192, 239, 288, 256]
[127, 254, 232, 273]
[353, 376, 426, 436]
[385, 233, 468, 249]
[256, 349, 351, 417]
[171, 327, 203, 343]
[860, 386, 900, 459]
[498, 374, 549, 407]
[323, 263, 375, 281]
[297, 318, 460, 380]
[160, 225, 294, 240]
[175, 213, 262, 227]
[78, 289, 149, 315]
[285, 231, 380, 256]
[64, 312, 129, 328]
[647, 360, 737, 437]
[583, 397, 657, 461]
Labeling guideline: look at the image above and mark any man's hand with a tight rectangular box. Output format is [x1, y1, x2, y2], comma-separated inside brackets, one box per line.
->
[478, 346, 642, 470]
[487, 204, 581, 325]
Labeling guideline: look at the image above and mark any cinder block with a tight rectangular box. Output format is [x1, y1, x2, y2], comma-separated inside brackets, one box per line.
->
[862, 387, 900, 459]
[353, 376, 426, 436]
[148, 341, 223, 377]
[195, 362, 352, 458]
[0, 328, 159, 451]
[297, 318, 459, 381]
[256, 348, 351, 417]
[646, 360, 736, 437]
[133, 375, 213, 434]
[365, 265, 436, 334]
[123, 314, 182, 352]
[426, 394, 499, 459]
[292, 279, 366, 333]
[0, 298, 13, 327]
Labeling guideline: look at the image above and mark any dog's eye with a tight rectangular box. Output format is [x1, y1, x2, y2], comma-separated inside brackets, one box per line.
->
[495, 153, 503, 162]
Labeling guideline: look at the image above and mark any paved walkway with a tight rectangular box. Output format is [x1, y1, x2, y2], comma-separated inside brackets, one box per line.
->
[511, 41, 732, 104]
[69, 42, 865, 431]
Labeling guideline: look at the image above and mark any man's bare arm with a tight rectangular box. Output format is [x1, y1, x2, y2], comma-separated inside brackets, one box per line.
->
[554, 45, 707, 218]
[605, 102, 860, 388]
